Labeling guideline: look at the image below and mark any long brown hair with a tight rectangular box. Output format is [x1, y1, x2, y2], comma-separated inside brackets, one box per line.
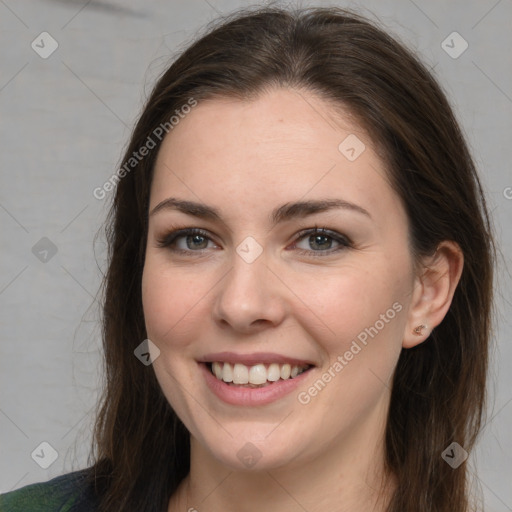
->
[88, 6, 495, 511]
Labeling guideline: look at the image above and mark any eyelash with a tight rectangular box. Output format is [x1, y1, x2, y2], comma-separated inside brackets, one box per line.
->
[156, 225, 353, 258]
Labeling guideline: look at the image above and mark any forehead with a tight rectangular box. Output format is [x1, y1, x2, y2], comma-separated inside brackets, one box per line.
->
[150, 88, 401, 228]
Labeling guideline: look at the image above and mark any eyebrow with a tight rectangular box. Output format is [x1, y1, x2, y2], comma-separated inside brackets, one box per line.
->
[149, 197, 371, 225]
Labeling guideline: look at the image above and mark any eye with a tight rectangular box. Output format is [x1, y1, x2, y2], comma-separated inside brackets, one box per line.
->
[156, 228, 217, 254]
[156, 226, 352, 258]
[292, 228, 352, 257]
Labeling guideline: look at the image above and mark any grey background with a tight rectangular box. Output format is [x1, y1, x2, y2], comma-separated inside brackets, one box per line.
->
[0, 0, 511, 509]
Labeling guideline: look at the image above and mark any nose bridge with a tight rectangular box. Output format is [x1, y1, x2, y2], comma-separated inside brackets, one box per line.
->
[212, 239, 286, 330]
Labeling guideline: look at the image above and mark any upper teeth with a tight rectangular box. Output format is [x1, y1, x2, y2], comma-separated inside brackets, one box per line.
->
[211, 362, 309, 385]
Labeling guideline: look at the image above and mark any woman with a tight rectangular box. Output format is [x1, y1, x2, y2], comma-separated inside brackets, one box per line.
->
[0, 5, 495, 512]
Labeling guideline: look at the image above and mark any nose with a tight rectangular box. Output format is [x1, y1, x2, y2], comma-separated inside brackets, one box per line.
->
[211, 247, 287, 334]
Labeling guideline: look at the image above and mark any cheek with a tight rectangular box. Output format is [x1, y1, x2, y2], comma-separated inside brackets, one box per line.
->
[292, 268, 407, 415]
[141, 260, 208, 414]
[292, 262, 408, 346]
[141, 259, 206, 348]
[289, 262, 410, 417]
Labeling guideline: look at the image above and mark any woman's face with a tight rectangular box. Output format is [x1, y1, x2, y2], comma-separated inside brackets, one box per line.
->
[142, 88, 417, 472]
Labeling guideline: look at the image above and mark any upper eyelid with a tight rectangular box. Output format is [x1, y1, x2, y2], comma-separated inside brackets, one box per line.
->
[158, 227, 351, 250]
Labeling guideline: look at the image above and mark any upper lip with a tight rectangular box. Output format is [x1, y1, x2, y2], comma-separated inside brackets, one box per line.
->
[198, 352, 316, 367]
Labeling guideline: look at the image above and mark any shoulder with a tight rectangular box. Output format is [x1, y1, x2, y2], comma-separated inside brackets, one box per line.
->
[0, 469, 99, 512]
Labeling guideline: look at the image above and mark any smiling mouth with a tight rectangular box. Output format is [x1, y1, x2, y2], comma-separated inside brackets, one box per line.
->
[206, 361, 313, 388]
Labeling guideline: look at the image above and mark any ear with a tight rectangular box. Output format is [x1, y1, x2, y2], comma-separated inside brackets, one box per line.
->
[402, 240, 464, 349]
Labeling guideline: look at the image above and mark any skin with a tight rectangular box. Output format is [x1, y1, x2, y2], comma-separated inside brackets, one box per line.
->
[141, 88, 463, 512]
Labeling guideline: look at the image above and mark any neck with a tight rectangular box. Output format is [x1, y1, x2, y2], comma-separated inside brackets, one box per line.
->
[168, 417, 396, 512]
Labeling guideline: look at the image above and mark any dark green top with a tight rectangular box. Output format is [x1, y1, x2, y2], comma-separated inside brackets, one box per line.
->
[0, 470, 98, 512]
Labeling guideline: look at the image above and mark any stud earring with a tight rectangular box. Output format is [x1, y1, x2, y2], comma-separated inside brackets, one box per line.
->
[412, 324, 428, 336]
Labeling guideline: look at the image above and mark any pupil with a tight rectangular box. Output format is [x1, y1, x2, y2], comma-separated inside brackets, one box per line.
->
[311, 234, 331, 250]
[188, 234, 207, 249]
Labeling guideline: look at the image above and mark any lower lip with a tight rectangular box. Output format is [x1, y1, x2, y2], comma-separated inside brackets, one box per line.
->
[200, 363, 312, 406]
